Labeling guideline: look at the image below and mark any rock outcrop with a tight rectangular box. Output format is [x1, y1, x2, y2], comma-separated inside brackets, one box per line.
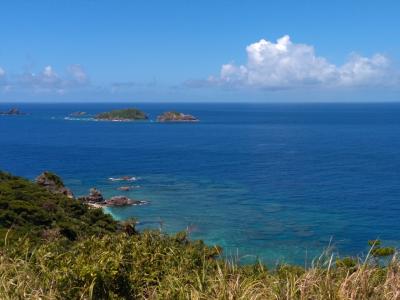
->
[105, 196, 146, 206]
[78, 188, 104, 203]
[70, 111, 87, 117]
[157, 111, 198, 122]
[78, 190, 146, 207]
[117, 186, 135, 191]
[35, 171, 74, 199]
[0, 108, 25, 115]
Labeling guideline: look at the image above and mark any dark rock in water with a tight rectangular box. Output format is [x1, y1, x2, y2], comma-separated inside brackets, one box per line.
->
[157, 111, 198, 122]
[0, 108, 25, 115]
[105, 195, 147, 207]
[35, 171, 74, 199]
[70, 111, 87, 117]
[8, 108, 21, 115]
[79, 190, 146, 207]
[117, 186, 134, 191]
[109, 176, 138, 182]
[78, 188, 104, 203]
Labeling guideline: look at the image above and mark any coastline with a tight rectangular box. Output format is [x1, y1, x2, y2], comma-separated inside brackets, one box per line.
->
[1, 169, 398, 299]
[101, 206, 122, 221]
[3, 102, 400, 265]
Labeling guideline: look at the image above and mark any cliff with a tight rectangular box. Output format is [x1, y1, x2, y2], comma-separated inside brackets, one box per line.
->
[36, 171, 75, 199]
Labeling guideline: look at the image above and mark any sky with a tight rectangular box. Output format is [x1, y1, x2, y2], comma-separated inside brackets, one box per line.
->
[0, 0, 399, 102]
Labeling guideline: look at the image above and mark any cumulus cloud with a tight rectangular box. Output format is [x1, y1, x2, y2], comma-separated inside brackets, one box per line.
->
[1, 64, 89, 94]
[110, 79, 158, 93]
[67, 64, 88, 84]
[210, 35, 398, 89]
[0, 67, 8, 91]
[338, 53, 391, 86]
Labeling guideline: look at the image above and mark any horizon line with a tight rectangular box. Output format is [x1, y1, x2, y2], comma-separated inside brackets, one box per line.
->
[1, 101, 400, 105]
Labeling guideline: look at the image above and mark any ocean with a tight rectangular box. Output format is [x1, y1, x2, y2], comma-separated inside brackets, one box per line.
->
[1, 102, 399, 265]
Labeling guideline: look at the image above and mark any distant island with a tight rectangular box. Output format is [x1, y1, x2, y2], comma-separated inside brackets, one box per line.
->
[157, 111, 199, 122]
[0, 108, 25, 115]
[69, 111, 87, 117]
[65, 109, 199, 122]
[95, 108, 148, 121]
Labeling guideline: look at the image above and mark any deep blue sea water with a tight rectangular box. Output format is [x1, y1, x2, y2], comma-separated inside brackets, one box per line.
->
[1, 103, 400, 265]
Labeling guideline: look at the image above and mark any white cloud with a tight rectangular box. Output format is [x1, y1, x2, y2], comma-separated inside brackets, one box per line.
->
[18, 65, 62, 92]
[2, 64, 89, 94]
[212, 35, 397, 89]
[338, 53, 391, 86]
[0, 67, 8, 92]
[67, 64, 88, 84]
[43, 65, 55, 77]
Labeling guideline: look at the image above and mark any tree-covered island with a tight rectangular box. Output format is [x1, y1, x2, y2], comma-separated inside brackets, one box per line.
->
[95, 108, 148, 121]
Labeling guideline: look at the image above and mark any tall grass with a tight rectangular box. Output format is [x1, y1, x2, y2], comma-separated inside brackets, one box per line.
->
[1, 231, 399, 299]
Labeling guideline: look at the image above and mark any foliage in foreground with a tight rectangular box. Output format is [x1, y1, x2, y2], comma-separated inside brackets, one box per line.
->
[0, 170, 399, 299]
[1, 231, 400, 300]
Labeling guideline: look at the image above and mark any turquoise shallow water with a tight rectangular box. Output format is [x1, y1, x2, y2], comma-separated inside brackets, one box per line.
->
[1, 103, 400, 265]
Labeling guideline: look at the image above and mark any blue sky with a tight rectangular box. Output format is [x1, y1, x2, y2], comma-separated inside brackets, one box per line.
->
[0, 0, 399, 102]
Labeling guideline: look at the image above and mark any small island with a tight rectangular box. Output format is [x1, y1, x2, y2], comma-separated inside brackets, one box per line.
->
[157, 111, 199, 122]
[0, 108, 25, 115]
[69, 111, 87, 117]
[95, 108, 148, 121]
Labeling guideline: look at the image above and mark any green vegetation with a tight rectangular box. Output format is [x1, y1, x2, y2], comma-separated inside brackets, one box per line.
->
[0, 171, 117, 244]
[157, 111, 198, 122]
[95, 108, 148, 121]
[167, 111, 182, 116]
[0, 171, 399, 299]
[37, 171, 65, 187]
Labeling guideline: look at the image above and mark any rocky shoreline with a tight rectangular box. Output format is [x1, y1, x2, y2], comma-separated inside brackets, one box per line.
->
[78, 187, 148, 207]
[36, 171, 75, 199]
[36, 171, 148, 208]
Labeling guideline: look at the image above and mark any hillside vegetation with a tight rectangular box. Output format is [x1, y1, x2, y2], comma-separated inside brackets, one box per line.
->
[0, 171, 399, 299]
